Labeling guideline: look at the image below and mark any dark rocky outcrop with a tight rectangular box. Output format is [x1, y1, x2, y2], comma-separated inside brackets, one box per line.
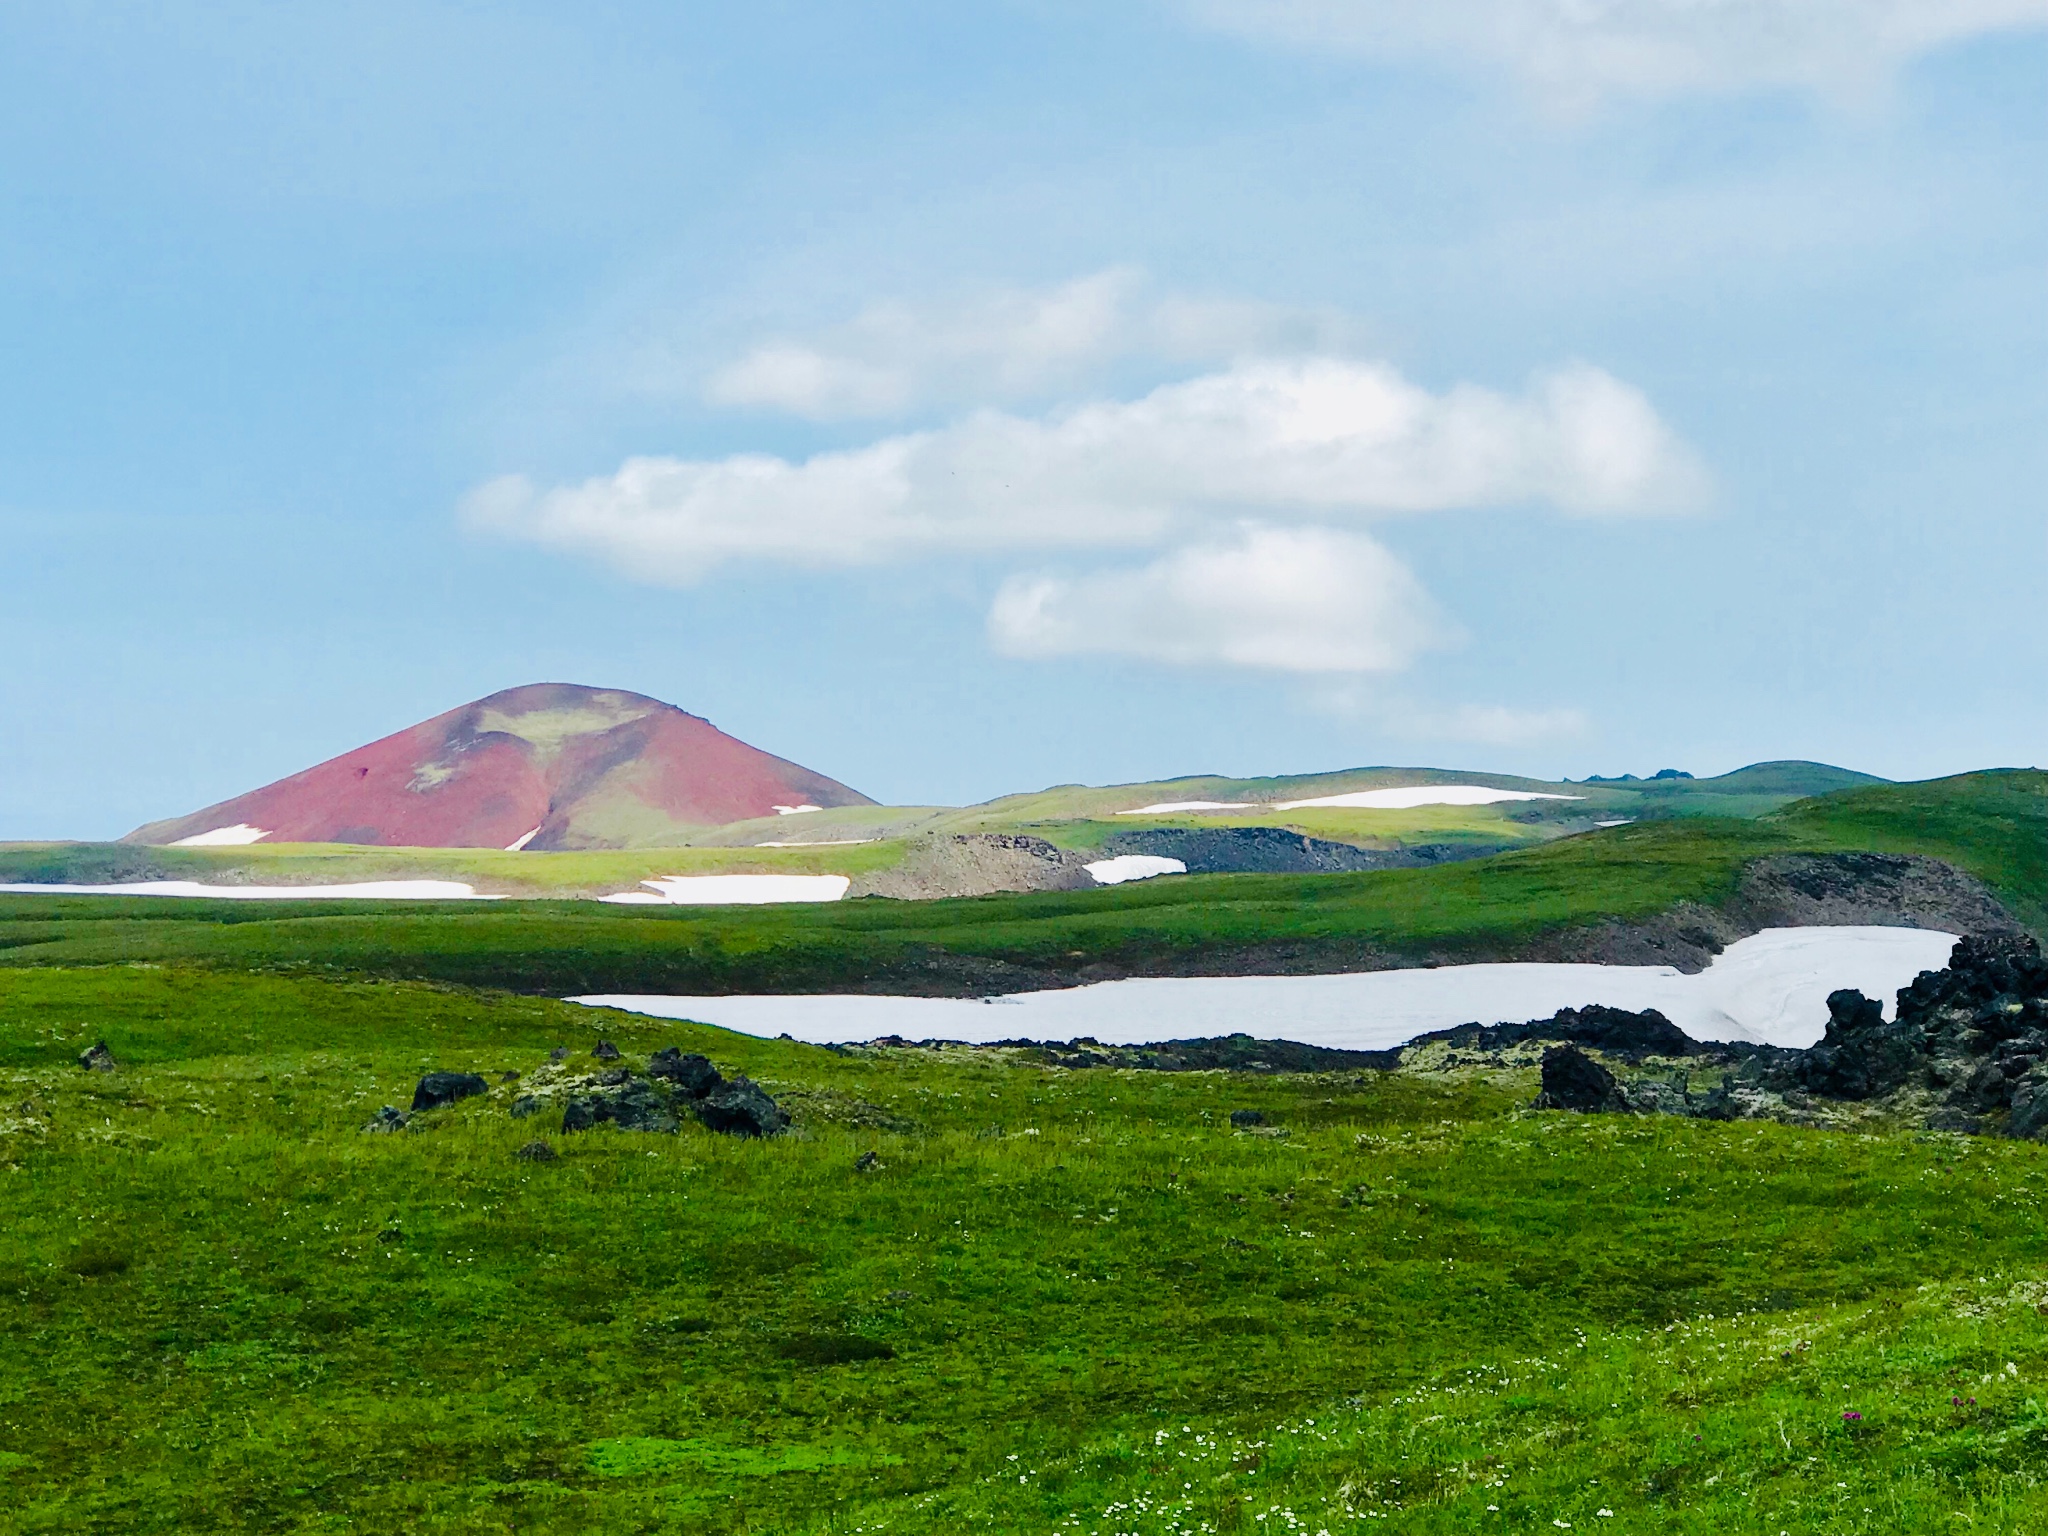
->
[561, 1077, 679, 1135]
[547, 1052, 788, 1139]
[697, 1075, 789, 1138]
[1794, 990, 1920, 1100]
[1535, 1046, 1631, 1113]
[649, 1048, 723, 1098]
[411, 1071, 489, 1112]
[592, 1040, 621, 1062]
[1414, 1005, 1699, 1062]
[1511, 934, 2048, 1140]
[77, 1042, 117, 1073]
[515, 1140, 558, 1162]
[361, 1106, 410, 1134]
[1229, 1109, 1268, 1128]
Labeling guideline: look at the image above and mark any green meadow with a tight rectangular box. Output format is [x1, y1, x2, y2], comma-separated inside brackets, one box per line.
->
[4, 966, 2048, 1532]
[2, 769, 2045, 1531]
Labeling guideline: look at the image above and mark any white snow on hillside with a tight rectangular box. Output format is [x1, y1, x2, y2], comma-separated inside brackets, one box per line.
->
[598, 874, 852, 905]
[0, 879, 494, 900]
[1084, 855, 1187, 885]
[169, 825, 270, 847]
[574, 926, 1959, 1052]
[1118, 786, 1581, 815]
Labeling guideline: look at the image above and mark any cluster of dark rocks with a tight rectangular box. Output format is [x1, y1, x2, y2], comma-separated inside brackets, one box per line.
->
[1531, 934, 2048, 1138]
[362, 1043, 789, 1141]
[517, 1044, 789, 1139]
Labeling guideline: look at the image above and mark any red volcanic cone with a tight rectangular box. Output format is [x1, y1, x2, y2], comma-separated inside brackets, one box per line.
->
[125, 684, 874, 850]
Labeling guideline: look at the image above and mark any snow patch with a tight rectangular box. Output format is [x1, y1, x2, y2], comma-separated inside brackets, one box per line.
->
[1116, 786, 1582, 815]
[1117, 801, 1253, 815]
[505, 827, 542, 852]
[755, 839, 877, 848]
[0, 880, 496, 901]
[597, 874, 851, 906]
[772, 804, 824, 816]
[1085, 855, 1189, 885]
[1274, 787, 1581, 810]
[573, 926, 1959, 1052]
[169, 825, 270, 847]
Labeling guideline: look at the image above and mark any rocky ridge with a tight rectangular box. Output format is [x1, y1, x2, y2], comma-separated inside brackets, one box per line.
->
[1426, 933, 2048, 1137]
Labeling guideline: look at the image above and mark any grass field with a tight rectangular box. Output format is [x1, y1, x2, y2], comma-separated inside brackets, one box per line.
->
[4, 770, 2046, 1530]
[9, 758, 1889, 902]
[3, 772, 2041, 997]
[4, 965, 2048, 1532]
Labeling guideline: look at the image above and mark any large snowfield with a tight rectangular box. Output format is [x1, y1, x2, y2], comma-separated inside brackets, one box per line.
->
[573, 926, 1960, 1052]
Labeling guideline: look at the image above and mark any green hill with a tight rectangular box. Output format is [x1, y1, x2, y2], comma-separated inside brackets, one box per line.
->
[4, 771, 2038, 996]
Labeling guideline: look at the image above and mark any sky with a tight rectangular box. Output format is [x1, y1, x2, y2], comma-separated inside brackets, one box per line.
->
[2, 1, 2044, 838]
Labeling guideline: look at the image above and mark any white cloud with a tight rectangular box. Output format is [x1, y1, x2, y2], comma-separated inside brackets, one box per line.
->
[703, 268, 1363, 419]
[1190, 0, 2048, 110]
[467, 357, 1707, 583]
[988, 525, 1455, 673]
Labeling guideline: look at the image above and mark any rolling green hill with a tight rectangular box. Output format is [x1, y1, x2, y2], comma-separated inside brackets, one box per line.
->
[3, 759, 1892, 901]
[3, 771, 2038, 997]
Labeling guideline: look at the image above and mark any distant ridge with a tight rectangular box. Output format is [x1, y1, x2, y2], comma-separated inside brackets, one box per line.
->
[124, 684, 874, 851]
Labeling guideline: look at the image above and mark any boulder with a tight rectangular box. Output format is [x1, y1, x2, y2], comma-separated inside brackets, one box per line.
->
[1796, 990, 1924, 1100]
[361, 1105, 410, 1134]
[1229, 1109, 1267, 1128]
[515, 1140, 559, 1162]
[2009, 1077, 2048, 1141]
[855, 1150, 879, 1172]
[1535, 1046, 1630, 1113]
[592, 1040, 622, 1061]
[510, 1095, 542, 1119]
[649, 1047, 723, 1098]
[411, 1071, 490, 1112]
[697, 1075, 789, 1138]
[77, 1042, 117, 1073]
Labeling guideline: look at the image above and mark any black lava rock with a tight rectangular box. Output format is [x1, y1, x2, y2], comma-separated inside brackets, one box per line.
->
[1229, 1109, 1268, 1128]
[1412, 1005, 1697, 1062]
[548, 1046, 568, 1063]
[1796, 990, 1924, 1100]
[592, 1040, 622, 1061]
[77, 1042, 117, 1073]
[515, 1140, 559, 1162]
[648, 1047, 724, 1098]
[1535, 1046, 1631, 1113]
[696, 1075, 789, 1138]
[510, 1095, 542, 1119]
[561, 1077, 680, 1135]
[855, 1150, 879, 1172]
[361, 1105, 410, 1134]
[411, 1071, 490, 1112]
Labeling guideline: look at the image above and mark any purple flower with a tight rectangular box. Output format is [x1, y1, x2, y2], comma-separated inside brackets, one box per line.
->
[1841, 1411, 1862, 1423]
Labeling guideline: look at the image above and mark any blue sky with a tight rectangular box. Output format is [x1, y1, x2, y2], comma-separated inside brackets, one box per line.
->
[3, 1, 2044, 838]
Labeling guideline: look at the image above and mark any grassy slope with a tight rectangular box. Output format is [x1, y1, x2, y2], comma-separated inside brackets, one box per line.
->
[1, 771, 2038, 996]
[3, 967, 2047, 1532]
[40, 760, 1881, 896]
[0, 817, 1788, 993]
